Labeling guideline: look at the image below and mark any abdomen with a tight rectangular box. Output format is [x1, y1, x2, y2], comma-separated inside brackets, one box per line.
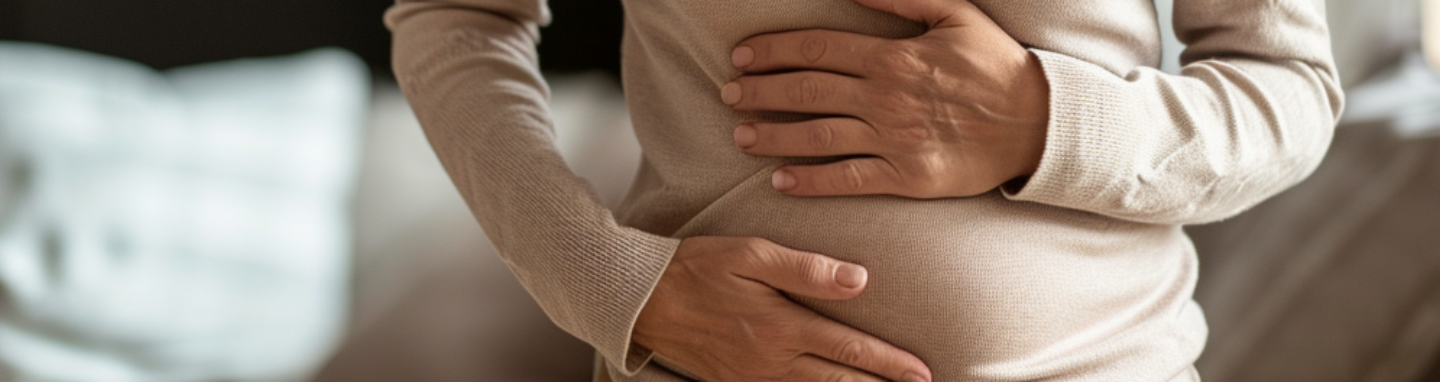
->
[667, 167, 1203, 380]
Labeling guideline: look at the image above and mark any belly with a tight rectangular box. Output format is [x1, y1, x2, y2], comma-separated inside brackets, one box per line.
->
[615, 1, 1189, 377]
[666, 166, 1197, 380]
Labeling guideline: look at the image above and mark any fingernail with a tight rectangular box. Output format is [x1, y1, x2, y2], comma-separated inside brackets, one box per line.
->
[721, 82, 742, 105]
[731, 46, 754, 68]
[733, 124, 757, 148]
[771, 169, 795, 191]
[903, 372, 930, 382]
[835, 264, 867, 289]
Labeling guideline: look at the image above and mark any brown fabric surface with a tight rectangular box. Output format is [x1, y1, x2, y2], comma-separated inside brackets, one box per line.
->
[1422, 352, 1440, 382]
[1190, 123, 1440, 382]
[385, 0, 1343, 380]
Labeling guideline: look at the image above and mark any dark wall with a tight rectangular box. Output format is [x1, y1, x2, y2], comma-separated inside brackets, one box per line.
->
[0, 0, 626, 78]
[537, 0, 625, 77]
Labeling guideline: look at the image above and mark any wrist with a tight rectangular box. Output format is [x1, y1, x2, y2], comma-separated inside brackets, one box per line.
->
[1009, 51, 1050, 179]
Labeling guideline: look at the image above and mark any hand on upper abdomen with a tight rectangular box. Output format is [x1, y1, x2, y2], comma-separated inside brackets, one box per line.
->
[723, 0, 1049, 199]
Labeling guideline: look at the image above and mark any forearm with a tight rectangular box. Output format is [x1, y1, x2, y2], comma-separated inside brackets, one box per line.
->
[1005, 0, 1344, 225]
[386, 3, 680, 375]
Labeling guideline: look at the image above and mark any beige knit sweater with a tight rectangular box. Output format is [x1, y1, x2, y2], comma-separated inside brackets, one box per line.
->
[384, 0, 1343, 380]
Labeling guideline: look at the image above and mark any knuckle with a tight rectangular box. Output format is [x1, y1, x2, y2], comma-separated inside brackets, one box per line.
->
[832, 338, 870, 365]
[906, 155, 950, 196]
[871, 91, 924, 121]
[809, 122, 836, 150]
[872, 44, 928, 77]
[801, 36, 828, 63]
[840, 161, 867, 192]
[915, 154, 948, 179]
[797, 253, 832, 287]
[743, 234, 777, 249]
[788, 75, 822, 105]
[885, 123, 935, 149]
[738, 237, 773, 256]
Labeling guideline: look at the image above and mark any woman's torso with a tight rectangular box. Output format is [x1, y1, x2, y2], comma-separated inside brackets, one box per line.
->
[611, 1, 1205, 380]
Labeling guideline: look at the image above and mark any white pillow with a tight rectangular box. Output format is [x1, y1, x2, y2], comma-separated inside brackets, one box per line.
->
[0, 42, 367, 382]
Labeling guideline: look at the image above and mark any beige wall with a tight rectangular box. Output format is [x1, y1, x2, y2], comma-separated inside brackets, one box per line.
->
[1426, 0, 1440, 68]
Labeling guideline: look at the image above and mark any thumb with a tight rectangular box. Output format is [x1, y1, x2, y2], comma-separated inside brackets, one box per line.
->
[733, 241, 869, 300]
[851, 0, 973, 28]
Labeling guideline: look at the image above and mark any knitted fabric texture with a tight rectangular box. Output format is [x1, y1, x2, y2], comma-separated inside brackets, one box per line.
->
[385, 0, 1343, 380]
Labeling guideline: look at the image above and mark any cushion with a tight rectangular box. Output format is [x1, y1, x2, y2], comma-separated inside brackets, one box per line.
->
[0, 42, 368, 381]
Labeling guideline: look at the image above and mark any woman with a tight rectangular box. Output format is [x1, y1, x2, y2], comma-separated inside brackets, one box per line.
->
[385, 0, 1342, 380]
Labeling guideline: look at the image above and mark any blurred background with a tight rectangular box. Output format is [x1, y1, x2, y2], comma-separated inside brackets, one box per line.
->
[0, 0, 1436, 381]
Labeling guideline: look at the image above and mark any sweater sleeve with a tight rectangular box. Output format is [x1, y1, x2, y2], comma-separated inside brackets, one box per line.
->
[1003, 0, 1344, 225]
[384, 1, 679, 375]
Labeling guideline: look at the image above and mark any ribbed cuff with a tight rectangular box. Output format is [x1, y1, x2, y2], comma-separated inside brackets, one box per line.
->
[599, 228, 682, 377]
[1002, 49, 1145, 209]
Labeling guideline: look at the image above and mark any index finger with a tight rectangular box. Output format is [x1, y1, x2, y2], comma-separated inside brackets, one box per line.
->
[804, 314, 934, 382]
[733, 29, 888, 76]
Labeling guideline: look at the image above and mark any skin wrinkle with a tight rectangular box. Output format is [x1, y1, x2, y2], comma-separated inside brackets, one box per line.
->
[803, 37, 829, 63]
[843, 160, 867, 192]
[799, 75, 820, 105]
[812, 121, 837, 151]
